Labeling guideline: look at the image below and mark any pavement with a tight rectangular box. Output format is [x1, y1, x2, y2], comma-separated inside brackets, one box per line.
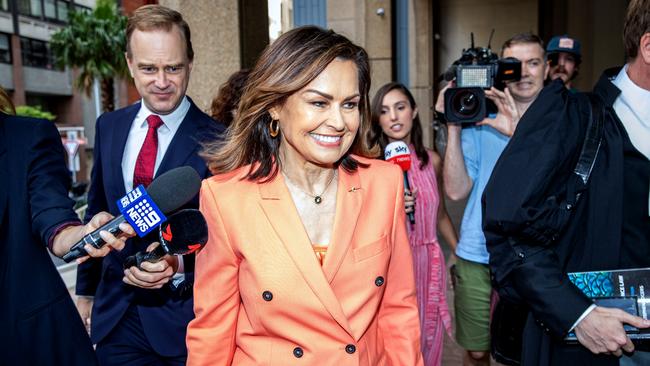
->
[440, 197, 466, 365]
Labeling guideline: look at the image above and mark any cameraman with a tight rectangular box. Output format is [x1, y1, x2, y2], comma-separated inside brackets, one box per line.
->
[438, 32, 548, 366]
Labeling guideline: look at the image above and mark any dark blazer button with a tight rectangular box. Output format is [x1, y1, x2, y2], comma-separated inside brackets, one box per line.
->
[262, 291, 273, 301]
[345, 344, 356, 354]
[375, 276, 385, 287]
[293, 347, 303, 358]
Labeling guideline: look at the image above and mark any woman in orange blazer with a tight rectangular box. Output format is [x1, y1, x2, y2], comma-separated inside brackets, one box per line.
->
[188, 26, 423, 366]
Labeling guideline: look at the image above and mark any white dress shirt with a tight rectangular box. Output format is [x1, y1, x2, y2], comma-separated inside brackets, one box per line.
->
[612, 65, 650, 160]
[121, 96, 190, 192]
[121, 96, 191, 279]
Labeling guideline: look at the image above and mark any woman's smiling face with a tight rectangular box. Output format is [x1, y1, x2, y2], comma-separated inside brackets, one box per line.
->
[272, 58, 361, 169]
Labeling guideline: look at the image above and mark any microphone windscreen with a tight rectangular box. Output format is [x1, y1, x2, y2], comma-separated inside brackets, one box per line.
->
[159, 209, 208, 255]
[384, 141, 411, 172]
[146, 166, 202, 214]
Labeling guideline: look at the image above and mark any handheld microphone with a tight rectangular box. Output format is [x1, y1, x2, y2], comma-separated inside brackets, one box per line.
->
[124, 209, 208, 269]
[384, 141, 416, 225]
[123, 209, 208, 269]
[62, 166, 202, 262]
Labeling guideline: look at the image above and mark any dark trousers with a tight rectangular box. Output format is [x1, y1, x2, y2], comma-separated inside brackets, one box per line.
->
[95, 306, 186, 366]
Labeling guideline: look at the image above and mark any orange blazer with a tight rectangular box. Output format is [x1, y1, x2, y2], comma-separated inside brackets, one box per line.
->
[187, 156, 423, 366]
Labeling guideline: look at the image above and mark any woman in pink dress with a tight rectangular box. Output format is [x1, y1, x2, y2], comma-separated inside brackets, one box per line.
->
[371, 82, 459, 366]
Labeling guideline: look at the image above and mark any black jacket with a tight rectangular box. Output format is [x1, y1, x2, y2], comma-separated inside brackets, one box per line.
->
[483, 69, 637, 365]
[0, 114, 97, 365]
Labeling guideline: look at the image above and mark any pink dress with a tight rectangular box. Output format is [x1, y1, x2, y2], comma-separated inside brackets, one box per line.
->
[406, 148, 452, 366]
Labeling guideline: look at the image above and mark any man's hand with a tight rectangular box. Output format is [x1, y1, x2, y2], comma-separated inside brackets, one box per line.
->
[476, 87, 521, 137]
[574, 306, 650, 356]
[434, 81, 453, 114]
[122, 242, 179, 289]
[52, 211, 135, 260]
[75, 296, 93, 334]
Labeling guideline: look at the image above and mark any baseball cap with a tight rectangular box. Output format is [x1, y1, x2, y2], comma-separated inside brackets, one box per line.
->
[547, 35, 581, 57]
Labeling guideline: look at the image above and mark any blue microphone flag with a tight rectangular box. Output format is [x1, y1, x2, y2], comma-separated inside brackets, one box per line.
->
[117, 185, 167, 237]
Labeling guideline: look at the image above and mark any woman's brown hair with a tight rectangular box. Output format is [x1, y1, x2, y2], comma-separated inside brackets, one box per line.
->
[202, 26, 377, 181]
[370, 82, 429, 169]
[209, 69, 250, 127]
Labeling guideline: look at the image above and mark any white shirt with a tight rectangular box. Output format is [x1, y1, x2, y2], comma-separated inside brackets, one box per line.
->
[612, 65, 650, 160]
[121, 96, 191, 280]
[121, 96, 190, 192]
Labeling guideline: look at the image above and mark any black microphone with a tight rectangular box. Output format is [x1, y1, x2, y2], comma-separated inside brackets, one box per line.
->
[62, 166, 202, 262]
[123, 209, 208, 269]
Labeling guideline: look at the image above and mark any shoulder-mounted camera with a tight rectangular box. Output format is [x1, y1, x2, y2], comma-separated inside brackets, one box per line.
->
[443, 32, 522, 124]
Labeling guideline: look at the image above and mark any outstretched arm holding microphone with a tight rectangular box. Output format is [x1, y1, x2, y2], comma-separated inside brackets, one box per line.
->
[0, 103, 134, 365]
[51, 212, 134, 260]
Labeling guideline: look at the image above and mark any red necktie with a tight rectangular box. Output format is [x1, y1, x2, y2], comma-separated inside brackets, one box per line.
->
[133, 115, 164, 188]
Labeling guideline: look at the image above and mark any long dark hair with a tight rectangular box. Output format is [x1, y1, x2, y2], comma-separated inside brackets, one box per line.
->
[210, 69, 250, 126]
[370, 82, 429, 169]
[202, 26, 377, 181]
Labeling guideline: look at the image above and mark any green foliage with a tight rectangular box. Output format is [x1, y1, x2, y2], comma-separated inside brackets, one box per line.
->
[50, 0, 128, 96]
[15, 105, 57, 121]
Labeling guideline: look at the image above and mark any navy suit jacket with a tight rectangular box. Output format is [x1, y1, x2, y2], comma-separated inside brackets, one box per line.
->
[75, 98, 224, 357]
[0, 114, 98, 365]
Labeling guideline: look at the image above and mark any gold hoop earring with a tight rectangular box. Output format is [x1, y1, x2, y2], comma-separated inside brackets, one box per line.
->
[269, 119, 280, 138]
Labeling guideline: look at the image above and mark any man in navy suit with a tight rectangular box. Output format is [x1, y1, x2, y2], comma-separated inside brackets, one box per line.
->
[75, 5, 225, 365]
[0, 91, 132, 365]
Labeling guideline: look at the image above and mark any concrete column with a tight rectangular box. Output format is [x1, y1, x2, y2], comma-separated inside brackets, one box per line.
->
[327, 0, 392, 100]
[409, 0, 434, 148]
[10, 34, 25, 105]
[159, 0, 241, 112]
[363, 0, 392, 99]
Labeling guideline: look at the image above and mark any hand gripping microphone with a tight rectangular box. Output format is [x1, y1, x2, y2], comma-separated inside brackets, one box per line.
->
[62, 166, 202, 262]
[123, 209, 208, 269]
[384, 141, 416, 225]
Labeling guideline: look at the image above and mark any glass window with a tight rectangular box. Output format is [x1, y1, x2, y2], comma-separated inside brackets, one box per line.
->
[56, 0, 68, 22]
[1, 0, 9, 12]
[30, 0, 41, 17]
[0, 33, 11, 64]
[18, 0, 43, 17]
[21, 37, 56, 69]
[44, 0, 55, 19]
[17, 0, 30, 15]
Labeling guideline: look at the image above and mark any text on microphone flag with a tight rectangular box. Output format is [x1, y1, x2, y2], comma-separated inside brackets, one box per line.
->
[117, 185, 167, 237]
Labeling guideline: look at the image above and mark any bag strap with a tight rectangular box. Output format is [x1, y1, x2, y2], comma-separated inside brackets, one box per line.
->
[573, 93, 604, 185]
[567, 93, 605, 207]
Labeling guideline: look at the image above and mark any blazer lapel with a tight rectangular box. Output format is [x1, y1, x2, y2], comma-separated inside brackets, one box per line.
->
[322, 168, 363, 283]
[156, 100, 203, 177]
[258, 173, 353, 336]
[0, 117, 7, 227]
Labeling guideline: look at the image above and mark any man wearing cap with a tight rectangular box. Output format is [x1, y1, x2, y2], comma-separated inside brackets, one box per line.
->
[546, 35, 582, 92]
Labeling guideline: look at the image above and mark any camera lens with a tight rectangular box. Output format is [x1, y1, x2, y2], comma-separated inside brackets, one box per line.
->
[443, 87, 486, 123]
[452, 90, 480, 118]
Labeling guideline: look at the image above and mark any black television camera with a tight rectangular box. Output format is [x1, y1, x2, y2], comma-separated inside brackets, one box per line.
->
[443, 33, 522, 124]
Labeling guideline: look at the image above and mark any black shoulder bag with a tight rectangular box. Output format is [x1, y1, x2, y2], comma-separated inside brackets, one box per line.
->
[490, 93, 605, 366]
